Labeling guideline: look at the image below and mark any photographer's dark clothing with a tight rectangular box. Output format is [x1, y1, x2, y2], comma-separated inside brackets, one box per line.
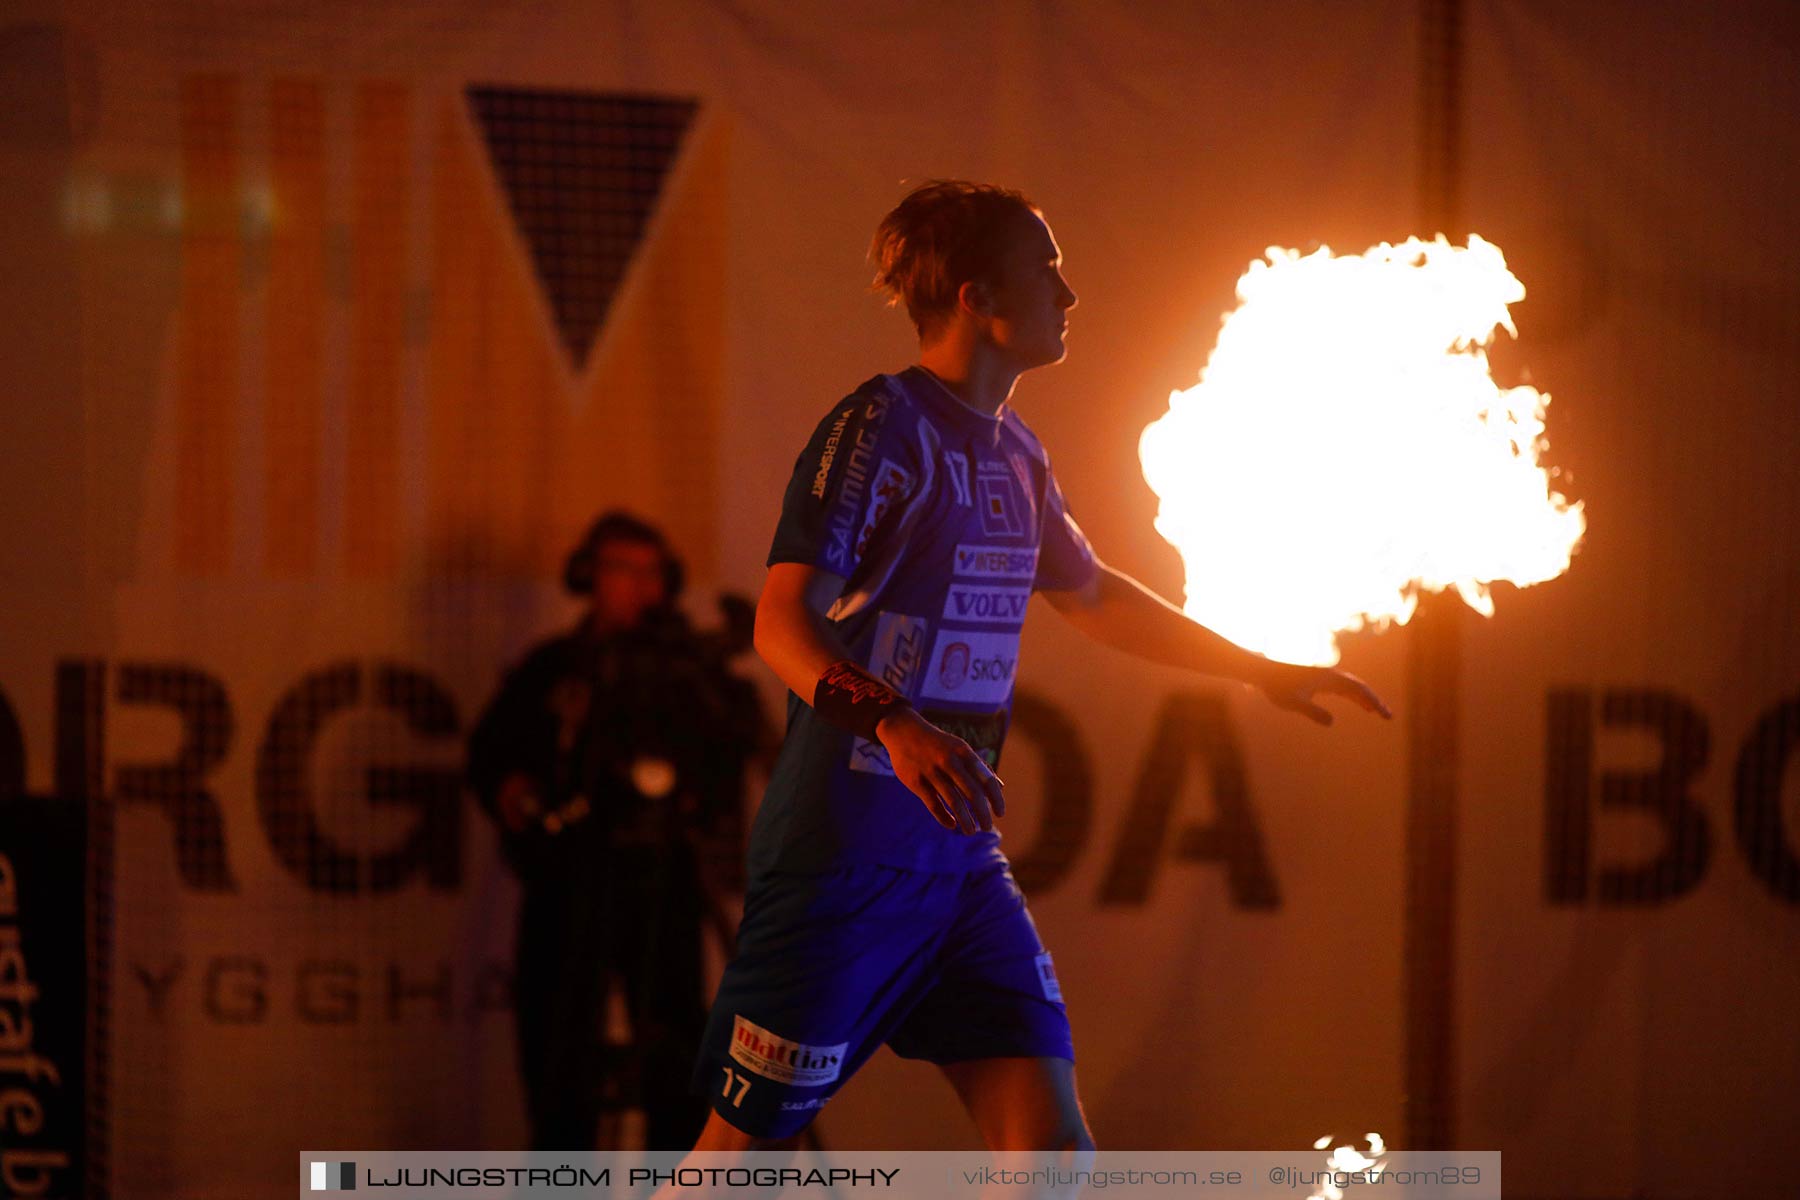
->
[467, 611, 761, 1149]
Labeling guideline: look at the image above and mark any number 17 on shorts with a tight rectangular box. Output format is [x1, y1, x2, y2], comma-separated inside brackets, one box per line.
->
[726, 1015, 850, 1104]
[720, 1065, 753, 1107]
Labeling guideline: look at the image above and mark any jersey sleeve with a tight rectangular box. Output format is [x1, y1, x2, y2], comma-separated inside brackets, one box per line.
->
[1033, 464, 1100, 593]
[767, 385, 920, 579]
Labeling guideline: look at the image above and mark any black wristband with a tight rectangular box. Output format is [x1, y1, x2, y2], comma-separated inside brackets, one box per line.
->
[812, 660, 911, 742]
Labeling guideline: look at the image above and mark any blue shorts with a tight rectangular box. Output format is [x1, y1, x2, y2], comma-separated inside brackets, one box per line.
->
[691, 849, 1072, 1137]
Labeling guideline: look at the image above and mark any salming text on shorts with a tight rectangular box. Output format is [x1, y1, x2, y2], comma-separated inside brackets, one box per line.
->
[691, 848, 1071, 1137]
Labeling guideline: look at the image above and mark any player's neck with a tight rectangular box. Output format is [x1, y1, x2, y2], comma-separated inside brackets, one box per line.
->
[917, 340, 1019, 417]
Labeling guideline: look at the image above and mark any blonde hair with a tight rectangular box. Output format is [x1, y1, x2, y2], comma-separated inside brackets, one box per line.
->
[868, 180, 1041, 338]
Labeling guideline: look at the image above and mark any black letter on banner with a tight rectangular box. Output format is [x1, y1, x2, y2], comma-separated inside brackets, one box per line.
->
[1545, 688, 1710, 906]
[1004, 690, 1092, 896]
[0, 685, 23, 798]
[297, 959, 359, 1024]
[1734, 694, 1800, 904]
[134, 959, 185, 1022]
[55, 659, 105, 801]
[472, 960, 513, 1016]
[386, 961, 452, 1022]
[257, 661, 462, 894]
[1543, 689, 1592, 903]
[1100, 691, 1278, 908]
[113, 664, 237, 891]
[258, 662, 360, 892]
[365, 663, 462, 892]
[204, 956, 267, 1024]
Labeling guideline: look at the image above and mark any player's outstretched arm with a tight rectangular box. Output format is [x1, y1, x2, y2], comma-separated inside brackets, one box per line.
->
[1040, 559, 1393, 726]
[755, 562, 1005, 832]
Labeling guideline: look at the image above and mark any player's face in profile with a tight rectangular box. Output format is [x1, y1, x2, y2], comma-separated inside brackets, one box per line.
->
[986, 212, 1078, 369]
[589, 539, 667, 631]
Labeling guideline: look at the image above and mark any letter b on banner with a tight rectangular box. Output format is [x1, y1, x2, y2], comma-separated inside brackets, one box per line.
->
[1546, 687, 1800, 906]
[1545, 688, 1711, 905]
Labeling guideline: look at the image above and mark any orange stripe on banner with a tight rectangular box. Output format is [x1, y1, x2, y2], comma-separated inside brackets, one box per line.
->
[485, 226, 554, 577]
[344, 82, 409, 577]
[265, 78, 325, 576]
[566, 117, 726, 581]
[425, 102, 482, 576]
[175, 74, 239, 575]
[426, 102, 563, 579]
[427, 99, 724, 583]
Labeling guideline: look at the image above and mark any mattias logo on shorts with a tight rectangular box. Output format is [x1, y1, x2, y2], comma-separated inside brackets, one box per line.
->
[730, 1015, 848, 1086]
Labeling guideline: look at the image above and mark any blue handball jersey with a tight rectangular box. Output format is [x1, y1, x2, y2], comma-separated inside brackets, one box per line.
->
[751, 365, 1100, 876]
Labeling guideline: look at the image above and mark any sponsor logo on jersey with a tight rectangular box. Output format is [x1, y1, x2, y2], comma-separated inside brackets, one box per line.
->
[810, 407, 852, 499]
[823, 440, 878, 569]
[937, 641, 971, 690]
[849, 611, 928, 776]
[976, 459, 1027, 538]
[953, 543, 1038, 581]
[1035, 952, 1063, 1003]
[852, 457, 913, 564]
[944, 450, 973, 507]
[918, 629, 1019, 705]
[945, 583, 1030, 626]
[820, 390, 896, 568]
[730, 1015, 848, 1087]
[779, 1097, 831, 1112]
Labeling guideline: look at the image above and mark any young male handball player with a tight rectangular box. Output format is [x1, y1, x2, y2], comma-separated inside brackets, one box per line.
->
[688, 181, 1392, 1151]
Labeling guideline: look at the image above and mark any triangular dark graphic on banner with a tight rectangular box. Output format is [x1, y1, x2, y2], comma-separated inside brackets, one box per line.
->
[467, 85, 697, 370]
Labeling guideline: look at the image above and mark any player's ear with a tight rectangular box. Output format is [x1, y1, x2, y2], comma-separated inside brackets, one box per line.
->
[957, 277, 995, 319]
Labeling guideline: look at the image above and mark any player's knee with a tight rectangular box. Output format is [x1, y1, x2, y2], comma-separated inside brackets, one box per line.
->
[1009, 1111, 1093, 1155]
[1053, 1118, 1096, 1155]
[1048, 1073, 1094, 1154]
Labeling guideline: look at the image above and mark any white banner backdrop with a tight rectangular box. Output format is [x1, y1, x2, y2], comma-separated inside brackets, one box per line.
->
[1454, 4, 1800, 1197]
[0, 2, 1792, 1198]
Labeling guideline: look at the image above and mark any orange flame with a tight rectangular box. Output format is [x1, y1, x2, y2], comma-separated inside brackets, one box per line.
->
[1139, 235, 1585, 666]
[1307, 1132, 1387, 1200]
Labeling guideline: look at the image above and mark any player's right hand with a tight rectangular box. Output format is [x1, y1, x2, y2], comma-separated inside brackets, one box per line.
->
[874, 708, 1005, 835]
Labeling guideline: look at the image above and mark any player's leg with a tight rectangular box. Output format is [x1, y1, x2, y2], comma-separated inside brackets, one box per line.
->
[690, 1110, 801, 1151]
[887, 852, 1088, 1151]
[642, 1114, 798, 1200]
[940, 1056, 1095, 1152]
[686, 863, 958, 1146]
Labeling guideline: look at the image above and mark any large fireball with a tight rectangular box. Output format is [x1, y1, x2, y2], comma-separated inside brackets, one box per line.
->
[1138, 235, 1586, 667]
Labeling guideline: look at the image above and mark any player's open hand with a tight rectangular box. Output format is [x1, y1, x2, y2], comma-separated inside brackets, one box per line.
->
[1257, 661, 1393, 726]
[875, 708, 1006, 834]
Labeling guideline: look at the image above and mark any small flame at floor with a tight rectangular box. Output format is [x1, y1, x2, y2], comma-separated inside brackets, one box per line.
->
[1138, 236, 1586, 666]
[1307, 1131, 1387, 1199]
